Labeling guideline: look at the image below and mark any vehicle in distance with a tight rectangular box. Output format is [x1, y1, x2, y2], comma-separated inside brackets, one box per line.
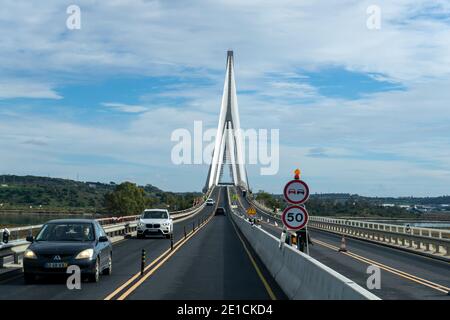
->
[23, 219, 112, 284]
[215, 207, 226, 215]
[206, 198, 215, 206]
[137, 209, 173, 239]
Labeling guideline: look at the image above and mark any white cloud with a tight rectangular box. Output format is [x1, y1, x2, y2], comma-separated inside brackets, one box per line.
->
[102, 102, 147, 113]
[1, 1, 450, 195]
[0, 80, 62, 99]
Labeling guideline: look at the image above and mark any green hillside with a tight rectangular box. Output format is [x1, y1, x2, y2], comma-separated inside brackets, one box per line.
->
[0, 175, 201, 214]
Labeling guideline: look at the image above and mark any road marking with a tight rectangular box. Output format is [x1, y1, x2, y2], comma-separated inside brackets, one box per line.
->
[313, 238, 450, 294]
[229, 193, 277, 300]
[236, 197, 450, 296]
[0, 274, 23, 284]
[104, 246, 172, 300]
[105, 189, 221, 300]
[117, 221, 207, 300]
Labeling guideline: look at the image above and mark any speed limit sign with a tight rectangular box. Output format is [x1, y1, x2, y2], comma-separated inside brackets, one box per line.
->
[281, 205, 309, 230]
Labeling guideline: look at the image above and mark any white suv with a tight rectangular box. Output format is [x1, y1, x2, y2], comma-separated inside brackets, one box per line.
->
[137, 209, 173, 239]
[206, 198, 215, 206]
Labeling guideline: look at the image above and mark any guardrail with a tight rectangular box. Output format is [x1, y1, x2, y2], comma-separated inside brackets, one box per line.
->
[309, 216, 450, 258]
[227, 187, 379, 300]
[247, 197, 450, 259]
[0, 187, 214, 268]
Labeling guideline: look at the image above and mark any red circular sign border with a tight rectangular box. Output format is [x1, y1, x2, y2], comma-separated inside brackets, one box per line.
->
[281, 205, 309, 230]
[283, 180, 310, 204]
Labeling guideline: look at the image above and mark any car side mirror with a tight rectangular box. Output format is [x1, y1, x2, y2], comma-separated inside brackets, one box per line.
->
[99, 236, 108, 242]
[26, 235, 34, 242]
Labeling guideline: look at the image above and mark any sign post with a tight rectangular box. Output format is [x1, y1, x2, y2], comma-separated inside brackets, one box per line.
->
[282, 169, 310, 254]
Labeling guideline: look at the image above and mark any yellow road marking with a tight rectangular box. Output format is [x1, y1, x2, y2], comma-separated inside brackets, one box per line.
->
[104, 246, 172, 300]
[0, 274, 23, 285]
[235, 195, 450, 296]
[313, 238, 450, 294]
[105, 189, 221, 300]
[229, 196, 277, 300]
[117, 216, 213, 300]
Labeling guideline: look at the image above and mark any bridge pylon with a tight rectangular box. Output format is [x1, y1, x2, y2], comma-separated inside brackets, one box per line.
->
[204, 51, 248, 192]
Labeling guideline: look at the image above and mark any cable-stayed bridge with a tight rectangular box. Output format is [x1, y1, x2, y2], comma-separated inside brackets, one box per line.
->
[0, 52, 449, 300]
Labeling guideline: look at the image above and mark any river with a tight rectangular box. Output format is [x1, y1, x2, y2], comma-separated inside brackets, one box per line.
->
[0, 212, 103, 227]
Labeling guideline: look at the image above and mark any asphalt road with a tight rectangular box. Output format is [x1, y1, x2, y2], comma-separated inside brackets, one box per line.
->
[125, 187, 286, 300]
[0, 187, 286, 300]
[235, 190, 450, 300]
[0, 189, 220, 300]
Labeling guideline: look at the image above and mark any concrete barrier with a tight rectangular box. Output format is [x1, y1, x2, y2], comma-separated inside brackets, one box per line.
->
[231, 212, 379, 300]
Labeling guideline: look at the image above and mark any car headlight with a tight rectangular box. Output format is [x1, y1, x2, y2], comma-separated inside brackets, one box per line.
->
[24, 249, 37, 259]
[75, 248, 94, 260]
[162, 222, 170, 226]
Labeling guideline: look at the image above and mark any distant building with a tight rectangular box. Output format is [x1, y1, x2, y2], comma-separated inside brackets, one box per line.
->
[382, 203, 395, 207]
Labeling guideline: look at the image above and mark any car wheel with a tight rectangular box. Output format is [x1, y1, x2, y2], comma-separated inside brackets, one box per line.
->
[137, 234, 143, 239]
[165, 234, 171, 239]
[24, 273, 35, 284]
[102, 253, 112, 275]
[88, 257, 100, 283]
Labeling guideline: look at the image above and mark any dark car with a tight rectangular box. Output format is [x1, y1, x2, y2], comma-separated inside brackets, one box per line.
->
[215, 207, 226, 216]
[23, 219, 112, 284]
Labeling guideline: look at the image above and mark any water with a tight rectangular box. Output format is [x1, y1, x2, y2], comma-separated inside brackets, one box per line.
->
[0, 212, 100, 228]
[367, 219, 450, 229]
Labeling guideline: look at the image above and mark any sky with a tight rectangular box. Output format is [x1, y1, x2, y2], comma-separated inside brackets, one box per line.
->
[0, 0, 450, 196]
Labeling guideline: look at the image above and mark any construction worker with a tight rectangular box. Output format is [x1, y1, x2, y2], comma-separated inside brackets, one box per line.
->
[296, 229, 313, 252]
[2, 227, 10, 244]
[279, 229, 287, 248]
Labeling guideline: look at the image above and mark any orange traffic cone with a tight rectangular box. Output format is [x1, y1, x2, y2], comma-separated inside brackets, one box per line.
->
[338, 234, 347, 252]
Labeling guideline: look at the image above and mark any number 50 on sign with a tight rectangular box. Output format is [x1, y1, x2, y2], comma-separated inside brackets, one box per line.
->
[281, 205, 309, 230]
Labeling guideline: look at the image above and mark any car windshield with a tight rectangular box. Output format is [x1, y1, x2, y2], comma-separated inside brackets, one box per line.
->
[142, 210, 168, 219]
[36, 223, 95, 242]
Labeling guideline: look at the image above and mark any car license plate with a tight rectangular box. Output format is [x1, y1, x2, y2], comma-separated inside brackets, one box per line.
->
[45, 262, 68, 268]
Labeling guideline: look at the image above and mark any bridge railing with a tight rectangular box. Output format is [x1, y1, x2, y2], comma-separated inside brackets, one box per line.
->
[309, 216, 450, 259]
[0, 188, 214, 268]
[247, 197, 450, 259]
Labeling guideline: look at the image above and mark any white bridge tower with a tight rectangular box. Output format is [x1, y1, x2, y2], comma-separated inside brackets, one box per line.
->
[204, 51, 248, 192]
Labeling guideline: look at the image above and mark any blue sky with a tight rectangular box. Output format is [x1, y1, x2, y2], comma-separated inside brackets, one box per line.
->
[0, 1, 450, 196]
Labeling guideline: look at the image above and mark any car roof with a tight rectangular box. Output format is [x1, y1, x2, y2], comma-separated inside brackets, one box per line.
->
[46, 219, 96, 224]
[143, 209, 168, 212]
